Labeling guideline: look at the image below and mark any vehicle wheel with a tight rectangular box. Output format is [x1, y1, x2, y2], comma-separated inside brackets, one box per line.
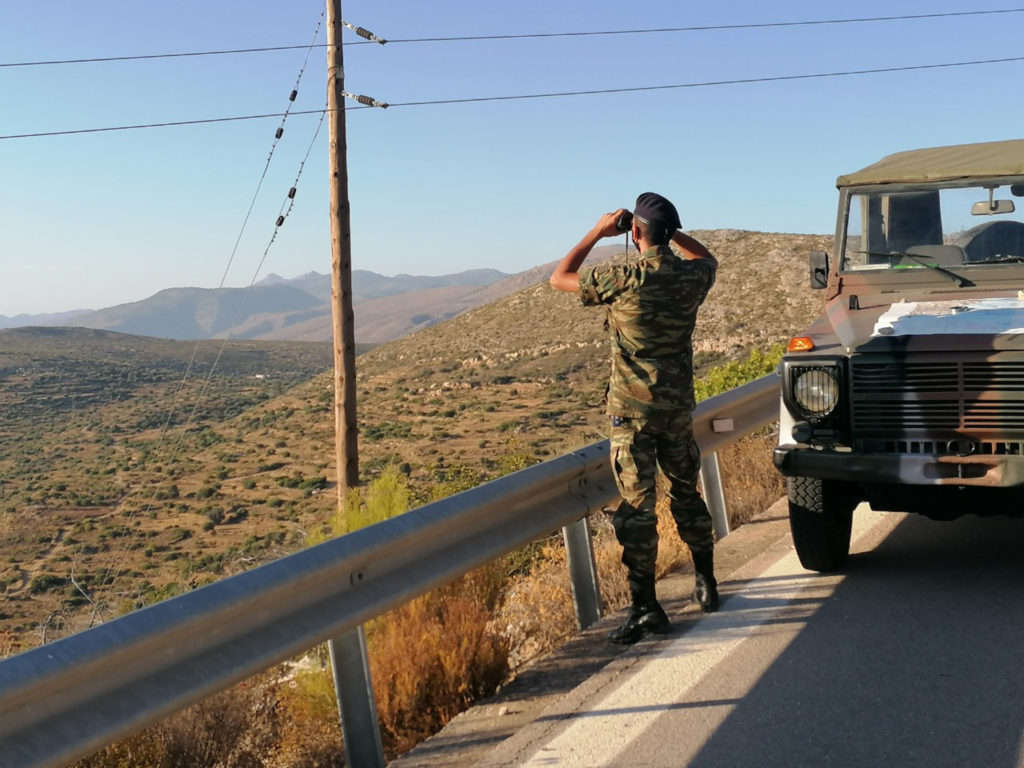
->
[787, 476, 856, 572]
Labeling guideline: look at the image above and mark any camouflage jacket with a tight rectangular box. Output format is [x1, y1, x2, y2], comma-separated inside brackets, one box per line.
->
[579, 244, 717, 419]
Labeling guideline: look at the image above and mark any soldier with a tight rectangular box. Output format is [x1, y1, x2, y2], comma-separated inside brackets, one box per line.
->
[550, 192, 719, 644]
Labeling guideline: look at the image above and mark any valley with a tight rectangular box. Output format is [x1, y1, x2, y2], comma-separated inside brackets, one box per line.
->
[0, 229, 829, 654]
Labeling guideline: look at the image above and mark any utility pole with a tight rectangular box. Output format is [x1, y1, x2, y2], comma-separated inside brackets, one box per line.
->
[327, 0, 358, 494]
[325, 2, 385, 766]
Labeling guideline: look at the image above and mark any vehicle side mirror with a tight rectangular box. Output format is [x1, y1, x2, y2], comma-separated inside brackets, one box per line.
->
[809, 250, 829, 290]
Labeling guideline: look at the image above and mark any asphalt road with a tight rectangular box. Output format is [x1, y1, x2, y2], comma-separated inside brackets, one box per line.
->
[460, 507, 1024, 768]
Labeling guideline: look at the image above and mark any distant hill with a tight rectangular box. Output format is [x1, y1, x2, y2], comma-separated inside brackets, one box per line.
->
[69, 284, 325, 340]
[10, 268, 512, 344]
[257, 246, 626, 344]
[0, 309, 90, 329]
[357, 230, 832, 384]
[3, 230, 826, 350]
[257, 268, 508, 303]
[3, 253, 647, 346]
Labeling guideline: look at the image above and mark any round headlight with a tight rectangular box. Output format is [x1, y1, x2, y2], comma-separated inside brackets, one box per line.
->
[793, 368, 839, 419]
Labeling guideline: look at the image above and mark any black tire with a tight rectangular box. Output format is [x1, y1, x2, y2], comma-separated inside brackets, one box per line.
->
[787, 476, 856, 572]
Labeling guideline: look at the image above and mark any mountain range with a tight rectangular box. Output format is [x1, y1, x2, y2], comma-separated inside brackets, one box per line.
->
[0, 248, 622, 346]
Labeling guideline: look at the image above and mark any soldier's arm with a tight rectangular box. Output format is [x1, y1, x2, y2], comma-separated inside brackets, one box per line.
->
[671, 231, 717, 266]
[550, 210, 626, 293]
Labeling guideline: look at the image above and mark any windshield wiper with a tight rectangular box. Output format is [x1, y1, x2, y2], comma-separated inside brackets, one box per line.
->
[857, 251, 974, 288]
[899, 253, 974, 287]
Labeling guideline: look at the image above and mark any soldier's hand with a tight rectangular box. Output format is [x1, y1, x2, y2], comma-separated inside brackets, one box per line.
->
[594, 209, 628, 239]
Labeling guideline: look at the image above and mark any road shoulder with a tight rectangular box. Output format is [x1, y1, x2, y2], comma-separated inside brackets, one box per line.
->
[388, 499, 794, 768]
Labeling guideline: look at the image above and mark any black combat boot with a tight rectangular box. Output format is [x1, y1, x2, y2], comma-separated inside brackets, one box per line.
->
[608, 583, 670, 645]
[691, 550, 719, 613]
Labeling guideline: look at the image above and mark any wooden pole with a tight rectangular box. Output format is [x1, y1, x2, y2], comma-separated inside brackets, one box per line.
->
[326, 3, 384, 767]
[327, 0, 359, 496]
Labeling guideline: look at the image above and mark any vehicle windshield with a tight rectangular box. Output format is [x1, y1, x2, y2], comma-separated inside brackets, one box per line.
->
[841, 182, 1024, 272]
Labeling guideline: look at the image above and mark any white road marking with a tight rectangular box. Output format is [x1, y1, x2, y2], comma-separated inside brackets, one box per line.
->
[507, 506, 894, 768]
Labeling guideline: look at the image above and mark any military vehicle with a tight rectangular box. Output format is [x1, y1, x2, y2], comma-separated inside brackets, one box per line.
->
[774, 139, 1024, 571]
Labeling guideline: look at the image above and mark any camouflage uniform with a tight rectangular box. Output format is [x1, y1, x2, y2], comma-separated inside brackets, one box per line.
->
[579, 243, 717, 596]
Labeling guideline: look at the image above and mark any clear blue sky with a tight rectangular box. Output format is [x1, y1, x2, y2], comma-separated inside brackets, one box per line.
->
[2, 1, 1023, 315]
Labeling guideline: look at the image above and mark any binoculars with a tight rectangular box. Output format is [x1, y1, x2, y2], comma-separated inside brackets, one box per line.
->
[615, 210, 633, 233]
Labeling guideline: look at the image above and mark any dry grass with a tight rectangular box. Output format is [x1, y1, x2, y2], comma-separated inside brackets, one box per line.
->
[368, 567, 510, 755]
[76, 674, 283, 768]
[718, 430, 786, 528]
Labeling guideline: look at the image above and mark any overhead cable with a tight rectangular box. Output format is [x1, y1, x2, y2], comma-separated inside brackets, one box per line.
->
[2, 8, 1022, 68]
[86, 11, 328, 608]
[4, 53, 1024, 141]
[380, 8, 1024, 44]
[385, 55, 1024, 107]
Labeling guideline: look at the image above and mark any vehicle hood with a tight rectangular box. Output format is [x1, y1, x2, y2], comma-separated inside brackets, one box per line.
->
[872, 298, 1024, 336]
[821, 295, 1024, 353]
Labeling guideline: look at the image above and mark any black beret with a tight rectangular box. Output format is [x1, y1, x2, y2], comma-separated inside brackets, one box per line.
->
[633, 192, 681, 230]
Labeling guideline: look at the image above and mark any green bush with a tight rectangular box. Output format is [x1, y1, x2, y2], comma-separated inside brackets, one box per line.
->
[363, 421, 413, 441]
[167, 527, 192, 544]
[29, 573, 65, 594]
[695, 344, 784, 402]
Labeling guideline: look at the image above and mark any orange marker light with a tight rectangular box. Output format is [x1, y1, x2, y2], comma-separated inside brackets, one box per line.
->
[788, 336, 815, 352]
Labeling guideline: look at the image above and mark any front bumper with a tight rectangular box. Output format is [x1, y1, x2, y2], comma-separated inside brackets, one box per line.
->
[774, 443, 1024, 488]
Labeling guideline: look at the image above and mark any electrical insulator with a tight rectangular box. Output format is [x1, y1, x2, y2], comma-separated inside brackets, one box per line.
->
[289, 90, 297, 102]
[276, 215, 285, 227]
[275, 127, 284, 139]
[288, 187, 297, 199]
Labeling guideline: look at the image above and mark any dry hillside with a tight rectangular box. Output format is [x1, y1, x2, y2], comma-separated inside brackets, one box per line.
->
[0, 229, 829, 650]
[361, 229, 830, 374]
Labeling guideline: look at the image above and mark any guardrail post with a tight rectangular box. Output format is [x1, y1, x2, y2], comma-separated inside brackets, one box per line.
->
[561, 516, 602, 629]
[329, 626, 385, 768]
[699, 451, 730, 540]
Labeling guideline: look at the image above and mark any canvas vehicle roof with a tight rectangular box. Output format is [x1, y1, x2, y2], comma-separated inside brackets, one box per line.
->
[837, 138, 1024, 188]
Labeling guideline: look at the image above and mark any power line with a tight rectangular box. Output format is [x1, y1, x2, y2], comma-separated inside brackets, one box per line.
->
[386, 55, 1024, 107]
[4, 53, 1024, 141]
[2, 8, 1022, 68]
[383, 8, 1024, 43]
[0, 45, 322, 69]
[88, 12, 329, 614]
[0, 110, 332, 140]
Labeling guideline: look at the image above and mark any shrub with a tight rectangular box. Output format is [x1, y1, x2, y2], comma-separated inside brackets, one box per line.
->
[29, 573, 65, 594]
[368, 570, 509, 755]
[195, 484, 219, 500]
[363, 422, 413, 442]
[298, 475, 327, 491]
[167, 527, 192, 544]
[695, 344, 784, 401]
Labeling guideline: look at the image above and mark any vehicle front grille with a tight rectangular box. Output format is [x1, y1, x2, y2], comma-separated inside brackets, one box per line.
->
[850, 359, 1024, 450]
[856, 437, 1024, 456]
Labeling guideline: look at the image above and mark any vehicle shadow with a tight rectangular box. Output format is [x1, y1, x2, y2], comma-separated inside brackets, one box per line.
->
[685, 513, 1024, 768]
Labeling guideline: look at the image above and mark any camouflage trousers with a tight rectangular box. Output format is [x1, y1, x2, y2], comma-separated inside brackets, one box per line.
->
[609, 411, 713, 595]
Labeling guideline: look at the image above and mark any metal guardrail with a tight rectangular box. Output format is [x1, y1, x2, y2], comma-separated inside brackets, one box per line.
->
[0, 374, 780, 768]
